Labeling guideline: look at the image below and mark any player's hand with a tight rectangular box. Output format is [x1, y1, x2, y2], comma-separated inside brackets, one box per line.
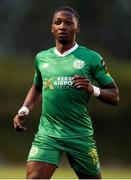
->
[13, 112, 27, 132]
[73, 75, 94, 94]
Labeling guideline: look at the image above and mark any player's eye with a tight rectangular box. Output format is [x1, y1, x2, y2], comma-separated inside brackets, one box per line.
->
[54, 20, 62, 25]
[65, 21, 73, 25]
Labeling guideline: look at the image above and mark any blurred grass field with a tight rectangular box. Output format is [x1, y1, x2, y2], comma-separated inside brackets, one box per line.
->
[0, 165, 131, 179]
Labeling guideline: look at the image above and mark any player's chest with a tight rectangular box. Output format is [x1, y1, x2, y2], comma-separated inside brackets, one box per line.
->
[38, 57, 91, 79]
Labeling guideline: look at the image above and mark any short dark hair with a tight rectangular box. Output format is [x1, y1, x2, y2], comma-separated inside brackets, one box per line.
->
[53, 6, 80, 23]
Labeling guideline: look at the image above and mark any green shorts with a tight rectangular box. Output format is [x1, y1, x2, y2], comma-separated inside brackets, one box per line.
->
[27, 134, 101, 176]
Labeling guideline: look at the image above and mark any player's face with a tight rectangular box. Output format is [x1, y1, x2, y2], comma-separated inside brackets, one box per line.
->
[51, 10, 79, 44]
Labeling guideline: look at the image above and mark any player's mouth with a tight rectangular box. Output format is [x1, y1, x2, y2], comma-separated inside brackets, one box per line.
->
[58, 32, 68, 37]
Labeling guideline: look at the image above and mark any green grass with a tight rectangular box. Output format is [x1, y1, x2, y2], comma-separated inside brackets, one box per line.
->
[0, 165, 131, 179]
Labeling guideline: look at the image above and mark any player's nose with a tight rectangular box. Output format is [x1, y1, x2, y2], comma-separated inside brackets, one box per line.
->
[59, 22, 67, 30]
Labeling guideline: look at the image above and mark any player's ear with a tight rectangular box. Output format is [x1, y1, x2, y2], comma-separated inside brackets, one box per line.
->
[76, 24, 80, 34]
[51, 24, 54, 33]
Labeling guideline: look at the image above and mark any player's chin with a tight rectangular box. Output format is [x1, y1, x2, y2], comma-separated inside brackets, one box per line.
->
[57, 35, 69, 44]
[57, 37, 69, 44]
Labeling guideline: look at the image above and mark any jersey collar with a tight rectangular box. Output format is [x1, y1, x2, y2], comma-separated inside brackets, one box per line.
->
[54, 43, 79, 57]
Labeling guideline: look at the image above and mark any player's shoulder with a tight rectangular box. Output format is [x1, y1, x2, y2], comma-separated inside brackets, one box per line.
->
[79, 46, 101, 57]
[35, 47, 54, 59]
[78, 45, 103, 62]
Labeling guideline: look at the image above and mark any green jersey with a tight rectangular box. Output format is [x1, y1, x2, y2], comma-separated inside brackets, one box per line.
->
[34, 45, 113, 138]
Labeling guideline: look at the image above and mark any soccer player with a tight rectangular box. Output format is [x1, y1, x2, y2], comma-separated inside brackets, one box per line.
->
[13, 6, 119, 179]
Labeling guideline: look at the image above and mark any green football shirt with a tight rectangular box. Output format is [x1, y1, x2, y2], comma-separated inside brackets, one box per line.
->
[34, 45, 113, 138]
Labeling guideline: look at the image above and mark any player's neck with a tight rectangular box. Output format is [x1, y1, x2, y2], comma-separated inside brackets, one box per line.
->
[55, 41, 76, 54]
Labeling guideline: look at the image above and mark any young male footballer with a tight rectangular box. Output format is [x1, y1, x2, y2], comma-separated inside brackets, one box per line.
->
[13, 6, 119, 179]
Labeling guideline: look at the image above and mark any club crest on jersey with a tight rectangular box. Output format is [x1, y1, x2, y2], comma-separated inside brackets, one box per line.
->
[29, 146, 38, 157]
[73, 60, 85, 69]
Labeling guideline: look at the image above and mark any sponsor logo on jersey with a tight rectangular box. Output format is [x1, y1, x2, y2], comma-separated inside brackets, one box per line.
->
[43, 76, 73, 90]
[54, 76, 73, 88]
[42, 63, 49, 68]
[73, 60, 85, 69]
[44, 79, 54, 89]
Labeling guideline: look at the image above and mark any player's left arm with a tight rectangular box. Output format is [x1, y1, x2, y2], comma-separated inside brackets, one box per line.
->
[96, 81, 119, 105]
[73, 75, 119, 105]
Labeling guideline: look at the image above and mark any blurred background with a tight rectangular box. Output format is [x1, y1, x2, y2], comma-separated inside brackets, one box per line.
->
[0, 0, 131, 178]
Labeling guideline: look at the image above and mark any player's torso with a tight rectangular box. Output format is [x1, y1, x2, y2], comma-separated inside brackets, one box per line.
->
[36, 46, 94, 137]
[38, 46, 94, 90]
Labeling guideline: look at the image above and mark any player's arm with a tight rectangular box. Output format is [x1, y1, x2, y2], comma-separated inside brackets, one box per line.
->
[22, 83, 42, 111]
[73, 75, 119, 105]
[96, 81, 119, 105]
[13, 83, 42, 132]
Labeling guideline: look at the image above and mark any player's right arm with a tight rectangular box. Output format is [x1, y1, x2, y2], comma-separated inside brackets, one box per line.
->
[13, 83, 42, 132]
[14, 54, 43, 132]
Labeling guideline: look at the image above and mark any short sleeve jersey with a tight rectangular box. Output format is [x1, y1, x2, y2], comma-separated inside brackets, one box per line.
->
[34, 46, 113, 138]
